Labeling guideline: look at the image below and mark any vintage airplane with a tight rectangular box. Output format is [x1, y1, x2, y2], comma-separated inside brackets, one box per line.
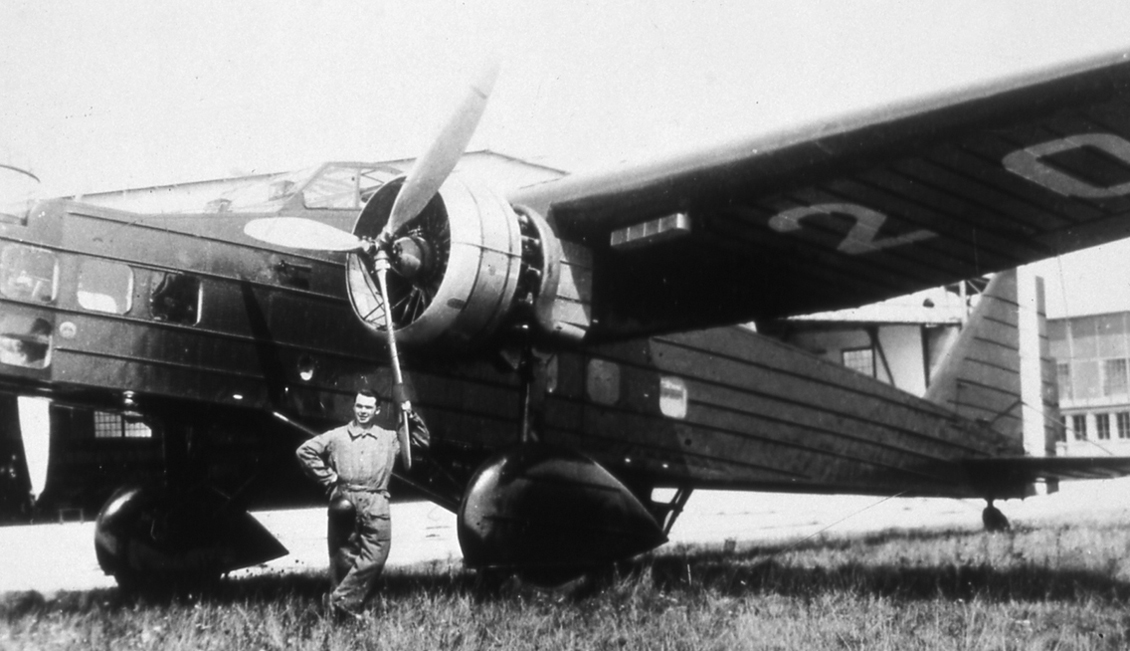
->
[7, 48, 1130, 588]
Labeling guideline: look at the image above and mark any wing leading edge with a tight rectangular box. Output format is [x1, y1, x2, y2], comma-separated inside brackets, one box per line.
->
[511, 49, 1130, 339]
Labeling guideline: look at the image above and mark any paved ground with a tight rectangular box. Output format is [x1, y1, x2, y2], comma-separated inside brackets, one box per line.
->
[3, 478, 1128, 596]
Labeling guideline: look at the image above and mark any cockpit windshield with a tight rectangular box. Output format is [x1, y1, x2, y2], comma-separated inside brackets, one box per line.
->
[199, 166, 317, 214]
[300, 163, 403, 210]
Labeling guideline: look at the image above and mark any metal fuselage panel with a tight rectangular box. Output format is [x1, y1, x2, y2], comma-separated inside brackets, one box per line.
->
[540, 327, 1024, 499]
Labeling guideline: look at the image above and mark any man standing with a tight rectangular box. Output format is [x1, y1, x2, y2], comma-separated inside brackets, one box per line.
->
[296, 388, 422, 619]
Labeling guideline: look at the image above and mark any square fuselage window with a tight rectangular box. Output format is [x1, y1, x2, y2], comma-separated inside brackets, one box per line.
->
[0, 244, 57, 304]
[150, 273, 201, 325]
[77, 259, 133, 314]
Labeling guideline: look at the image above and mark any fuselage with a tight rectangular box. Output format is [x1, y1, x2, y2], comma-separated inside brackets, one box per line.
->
[0, 197, 1025, 512]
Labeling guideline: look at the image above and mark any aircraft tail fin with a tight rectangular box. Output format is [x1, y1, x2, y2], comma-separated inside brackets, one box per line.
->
[924, 269, 1061, 464]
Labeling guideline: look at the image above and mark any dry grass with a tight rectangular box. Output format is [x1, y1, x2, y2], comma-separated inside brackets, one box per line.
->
[4, 522, 1130, 650]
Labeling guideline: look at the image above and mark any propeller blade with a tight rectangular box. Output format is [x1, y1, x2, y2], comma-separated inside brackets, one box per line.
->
[18, 396, 50, 501]
[383, 60, 501, 237]
[373, 250, 412, 470]
[244, 217, 366, 252]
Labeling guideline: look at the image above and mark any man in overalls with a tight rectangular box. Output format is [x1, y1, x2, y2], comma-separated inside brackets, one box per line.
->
[296, 388, 422, 620]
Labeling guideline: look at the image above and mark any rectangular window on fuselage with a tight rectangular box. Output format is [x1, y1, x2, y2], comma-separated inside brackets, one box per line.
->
[0, 315, 52, 369]
[0, 244, 57, 304]
[78, 259, 133, 314]
[150, 273, 201, 325]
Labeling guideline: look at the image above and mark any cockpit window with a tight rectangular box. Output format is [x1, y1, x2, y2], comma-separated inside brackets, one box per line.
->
[201, 170, 310, 213]
[78, 259, 133, 314]
[302, 164, 400, 210]
[0, 315, 52, 369]
[0, 244, 57, 303]
[150, 273, 201, 325]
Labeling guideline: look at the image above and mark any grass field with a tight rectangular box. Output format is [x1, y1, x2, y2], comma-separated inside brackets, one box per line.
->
[4, 521, 1130, 650]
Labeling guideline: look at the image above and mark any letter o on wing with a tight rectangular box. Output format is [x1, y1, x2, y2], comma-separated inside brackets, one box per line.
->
[1003, 133, 1130, 198]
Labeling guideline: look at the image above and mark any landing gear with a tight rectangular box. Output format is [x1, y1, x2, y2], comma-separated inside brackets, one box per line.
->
[94, 484, 287, 592]
[982, 499, 1010, 532]
[457, 444, 667, 587]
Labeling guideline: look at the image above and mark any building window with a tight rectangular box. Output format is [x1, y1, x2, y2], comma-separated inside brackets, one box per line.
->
[1071, 414, 1088, 441]
[1048, 319, 1069, 360]
[1070, 316, 1099, 358]
[1104, 359, 1129, 399]
[150, 273, 201, 324]
[1074, 360, 1102, 400]
[93, 411, 151, 439]
[842, 348, 875, 377]
[1052, 313, 1130, 404]
[77, 259, 133, 314]
[1098, 313, 1128, 357]
[1096, 413, 1112, 440]
[1056, 362, 1073, 402]
[1118, 412, 1130, 439]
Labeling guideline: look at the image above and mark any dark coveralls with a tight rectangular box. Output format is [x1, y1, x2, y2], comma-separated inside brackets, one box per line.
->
[296, 418, 402, 613]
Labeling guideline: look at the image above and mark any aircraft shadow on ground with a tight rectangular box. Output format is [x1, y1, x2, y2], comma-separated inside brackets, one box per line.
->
[642, 526, 1130, 604]
[4, 526, 1128, 618]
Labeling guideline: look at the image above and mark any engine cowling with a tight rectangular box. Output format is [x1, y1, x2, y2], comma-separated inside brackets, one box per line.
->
[346, 174, 563, 351]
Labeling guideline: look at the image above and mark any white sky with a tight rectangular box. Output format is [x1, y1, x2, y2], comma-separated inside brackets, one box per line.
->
[4, 0, 1130, 315]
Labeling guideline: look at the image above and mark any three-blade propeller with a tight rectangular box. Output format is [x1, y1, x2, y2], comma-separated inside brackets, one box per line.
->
[242, 61, 501, 470]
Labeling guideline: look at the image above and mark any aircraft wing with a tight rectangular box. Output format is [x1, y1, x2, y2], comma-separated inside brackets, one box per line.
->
[510, 49, 1130, 338]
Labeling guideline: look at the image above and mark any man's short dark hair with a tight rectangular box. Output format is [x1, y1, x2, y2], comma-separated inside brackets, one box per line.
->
[357, 388, 377, 400]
